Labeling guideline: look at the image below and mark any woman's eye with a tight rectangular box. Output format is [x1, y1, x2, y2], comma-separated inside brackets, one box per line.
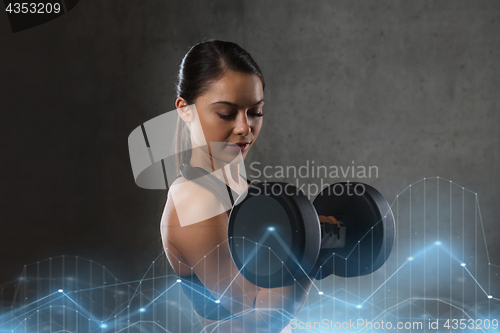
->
[217, 112, 264, 120]
[217, 113, 237, 120]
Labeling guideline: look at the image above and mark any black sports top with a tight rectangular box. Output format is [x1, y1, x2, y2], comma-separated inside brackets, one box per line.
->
[176, 163, 251, 321]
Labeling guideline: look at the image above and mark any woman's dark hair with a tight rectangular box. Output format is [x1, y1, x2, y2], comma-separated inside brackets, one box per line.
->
[176, 39, 265, 104]
[173, 39, 265, 173]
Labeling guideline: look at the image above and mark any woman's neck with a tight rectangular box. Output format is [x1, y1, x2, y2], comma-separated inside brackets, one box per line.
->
[189, 147, 242, 186]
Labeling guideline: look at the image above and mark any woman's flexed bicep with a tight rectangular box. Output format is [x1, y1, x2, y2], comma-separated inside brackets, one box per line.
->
[161, 180, 261, 317]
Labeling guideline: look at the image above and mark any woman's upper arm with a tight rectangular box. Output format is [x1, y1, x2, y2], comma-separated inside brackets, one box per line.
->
[162, 180, 261, 315]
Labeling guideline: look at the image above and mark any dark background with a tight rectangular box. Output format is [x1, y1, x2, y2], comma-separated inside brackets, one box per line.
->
[1, 0, 499, 292]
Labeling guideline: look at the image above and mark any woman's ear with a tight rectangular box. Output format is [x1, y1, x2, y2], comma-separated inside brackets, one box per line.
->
[176, 97, 193, 123]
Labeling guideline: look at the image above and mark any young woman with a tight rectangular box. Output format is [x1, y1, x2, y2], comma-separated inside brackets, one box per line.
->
[160, 40, 312, 333]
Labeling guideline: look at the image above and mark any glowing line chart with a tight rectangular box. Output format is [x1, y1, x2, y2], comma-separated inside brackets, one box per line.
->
[1, 177, 499, 332]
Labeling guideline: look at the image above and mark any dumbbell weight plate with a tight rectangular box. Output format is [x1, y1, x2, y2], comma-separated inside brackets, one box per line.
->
[228, 182, 321, 288]
[312, 182, 395, 278]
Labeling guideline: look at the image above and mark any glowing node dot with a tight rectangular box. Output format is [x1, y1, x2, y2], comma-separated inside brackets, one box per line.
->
[408, 257, 414, 261]
[435, 241, 442, 245]
[100, 324, 108, 329]
[176, 279, 182, 283]
[268, 226, 275, 231]
[318, 291, 324, 295]
[58, 289, 63, 293]
[461, 263, 466, 267]
[215, 300, 220, 303]
[356, 305, 362, 309]
[488, 295, 493, 299]
[139, 308, 146, 313]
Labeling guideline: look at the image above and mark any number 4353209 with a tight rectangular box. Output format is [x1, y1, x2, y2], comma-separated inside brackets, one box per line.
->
[443, 318, 498, 330]
[5, 2, 61, 14]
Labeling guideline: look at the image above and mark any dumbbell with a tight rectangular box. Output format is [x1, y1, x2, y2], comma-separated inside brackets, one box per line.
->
[227, 182, 395, 288]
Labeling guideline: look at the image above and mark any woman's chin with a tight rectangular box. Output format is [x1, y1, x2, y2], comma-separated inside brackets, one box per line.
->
[207, 150, 241, 165]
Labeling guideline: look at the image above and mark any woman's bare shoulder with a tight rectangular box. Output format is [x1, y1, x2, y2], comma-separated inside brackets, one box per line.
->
[160, 176, 231, 271]
[161, 176, 227, 230]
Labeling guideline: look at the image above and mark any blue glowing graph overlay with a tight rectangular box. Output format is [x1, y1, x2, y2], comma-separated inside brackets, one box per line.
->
[0, 177, 499, 332]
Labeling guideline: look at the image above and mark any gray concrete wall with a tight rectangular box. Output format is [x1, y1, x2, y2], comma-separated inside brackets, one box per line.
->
[1, 0, 498, 310]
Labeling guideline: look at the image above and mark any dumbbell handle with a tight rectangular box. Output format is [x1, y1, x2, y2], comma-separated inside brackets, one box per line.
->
[308, 215, 348, 280]
[318, 215, 346, 249]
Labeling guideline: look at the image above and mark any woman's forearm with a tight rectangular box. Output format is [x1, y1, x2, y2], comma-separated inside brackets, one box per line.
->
[252, 276, 312, 332]
[255, 281, 311, 314]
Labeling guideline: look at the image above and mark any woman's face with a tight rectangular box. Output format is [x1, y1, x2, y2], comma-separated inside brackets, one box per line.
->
[186, 70, 264, 164]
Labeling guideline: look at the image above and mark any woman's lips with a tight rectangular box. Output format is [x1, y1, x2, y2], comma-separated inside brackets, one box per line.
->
[227, 143, 250, 152]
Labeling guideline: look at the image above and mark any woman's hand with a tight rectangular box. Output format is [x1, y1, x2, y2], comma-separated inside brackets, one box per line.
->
[318, 215, 341, 227]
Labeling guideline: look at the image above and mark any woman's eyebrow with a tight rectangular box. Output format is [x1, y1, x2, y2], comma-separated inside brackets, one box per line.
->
[211, 99, 264, 109]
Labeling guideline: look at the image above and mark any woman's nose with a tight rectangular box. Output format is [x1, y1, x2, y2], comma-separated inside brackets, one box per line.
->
[234, 112, 251, 136]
